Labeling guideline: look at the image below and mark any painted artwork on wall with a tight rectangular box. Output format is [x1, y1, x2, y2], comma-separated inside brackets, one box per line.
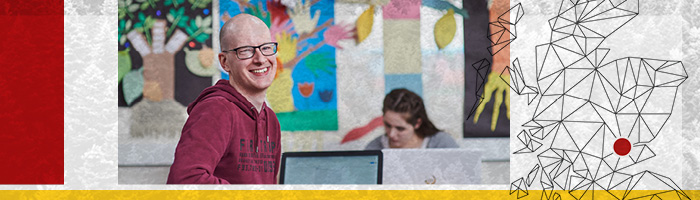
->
[340, 0, 469, 144]
[220, 0, 339, 131]
[118, 0, 214, 136]
[463, 0, 511, 137]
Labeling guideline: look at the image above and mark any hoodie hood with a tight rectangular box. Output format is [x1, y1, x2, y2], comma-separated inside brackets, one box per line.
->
[186, 79, 270, 154]
[187, 79, 257, 119]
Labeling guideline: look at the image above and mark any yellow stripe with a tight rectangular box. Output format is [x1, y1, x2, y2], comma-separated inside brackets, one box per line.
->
[1, 190, 698, 199]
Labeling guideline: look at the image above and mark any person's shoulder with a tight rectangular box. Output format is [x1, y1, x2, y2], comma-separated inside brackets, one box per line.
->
[364, 136, 383, 150]
[428, 132, 460, 148]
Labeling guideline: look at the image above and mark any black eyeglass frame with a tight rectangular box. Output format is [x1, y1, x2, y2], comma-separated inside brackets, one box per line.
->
[222, 42, 278, 59]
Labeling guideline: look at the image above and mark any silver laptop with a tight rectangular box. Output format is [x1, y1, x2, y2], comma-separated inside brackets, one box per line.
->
[381, 149, 482, 184]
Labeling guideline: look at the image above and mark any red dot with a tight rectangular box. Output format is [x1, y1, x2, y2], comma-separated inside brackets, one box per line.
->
[614, 138, 631, 156]
[188, 41, 195, 48]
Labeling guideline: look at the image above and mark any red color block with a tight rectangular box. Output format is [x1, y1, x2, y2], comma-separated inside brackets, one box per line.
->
[0, 1, 63, 184]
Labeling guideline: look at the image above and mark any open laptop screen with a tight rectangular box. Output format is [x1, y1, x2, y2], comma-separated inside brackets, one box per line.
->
[280, 151, 382, 184]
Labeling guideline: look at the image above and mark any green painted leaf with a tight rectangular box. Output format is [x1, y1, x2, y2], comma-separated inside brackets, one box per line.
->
[189, 20, 197, 30]
[195, 33, 209, 43]
[128, 4, 139, 12]
[166, 13, 174, 22]
[119, 20, 125, 31]
[118, 50, 132, 83]
[202, 15, 212, 27]
[177, 7, 184, 15]
[191, 0, 211, 9]
[140, 2, 149, 10]
[123, 67, 144, 105]
[203, 27, 212, 34]
[145, 16, 154, 28]
[195, 15, 202, 28]
[178, 16, 189, 27]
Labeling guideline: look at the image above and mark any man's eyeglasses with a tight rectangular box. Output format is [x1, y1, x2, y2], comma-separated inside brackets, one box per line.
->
[222, 42, 278, 60]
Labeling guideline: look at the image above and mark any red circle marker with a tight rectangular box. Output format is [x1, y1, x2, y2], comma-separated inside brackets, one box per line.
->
[188, 41, 195, 48]
[614, 138, 631, 156]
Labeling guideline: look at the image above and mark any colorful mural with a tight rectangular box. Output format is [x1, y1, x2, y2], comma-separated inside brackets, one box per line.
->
[221, 0, 340, 131]
[118, 0, 214, 136]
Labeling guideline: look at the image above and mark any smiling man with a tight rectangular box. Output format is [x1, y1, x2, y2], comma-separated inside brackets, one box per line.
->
[167, 14, 281, 184]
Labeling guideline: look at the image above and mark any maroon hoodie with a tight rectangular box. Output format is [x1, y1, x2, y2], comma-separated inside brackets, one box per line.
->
[167, 80, 281, 184]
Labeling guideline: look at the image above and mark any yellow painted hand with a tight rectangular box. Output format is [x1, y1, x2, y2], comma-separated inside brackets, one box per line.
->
[474, 72, 510, 131]
[288, 0, 321, 35]
[275, 31, 297, 64]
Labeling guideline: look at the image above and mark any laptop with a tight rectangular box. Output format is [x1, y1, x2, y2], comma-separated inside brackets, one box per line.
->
[381, 149, 482, 184]
[279, 150, 383, 184]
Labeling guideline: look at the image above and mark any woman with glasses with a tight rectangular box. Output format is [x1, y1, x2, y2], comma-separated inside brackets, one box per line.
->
[365, 88, 460, 149]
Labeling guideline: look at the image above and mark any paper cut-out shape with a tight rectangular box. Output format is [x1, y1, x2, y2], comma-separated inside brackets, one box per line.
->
[270, 18, 295, 40]
[276, 31, 298, 64]
[355, 5, 374, 44]
[341, 116, 383, 144]
[123, 67, 144, 105]
[118, 49, 132, 83]
[298, 82, 314, 98]
[473, 72, 510, 131]
[323, 23, 354, 49]
[318, 90, 333, 102]
[288, 0, 321, 35]
[434, 9, 456, 49]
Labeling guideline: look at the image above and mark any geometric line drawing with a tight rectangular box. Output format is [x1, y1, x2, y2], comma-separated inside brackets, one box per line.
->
[509, 1, 690, 199]
[465, 3, 523, 120]
[466, 58, 491, 120]
[526, 164, 541, 187]
[502, 58, 539, 105]
[511, 177, 530, 199]
[489, 3, 524, 56]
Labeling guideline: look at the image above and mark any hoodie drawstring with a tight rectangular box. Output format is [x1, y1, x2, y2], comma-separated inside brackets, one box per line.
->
[252, 106, 270, 153]
[252, 107, 258, 153]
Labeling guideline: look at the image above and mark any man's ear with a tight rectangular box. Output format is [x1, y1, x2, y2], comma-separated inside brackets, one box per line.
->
[414, 118, 422, 130]
[218, 52, 229, 72]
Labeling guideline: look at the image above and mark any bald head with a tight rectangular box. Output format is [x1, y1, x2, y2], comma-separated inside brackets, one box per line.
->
[220, 14, 271, 51]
